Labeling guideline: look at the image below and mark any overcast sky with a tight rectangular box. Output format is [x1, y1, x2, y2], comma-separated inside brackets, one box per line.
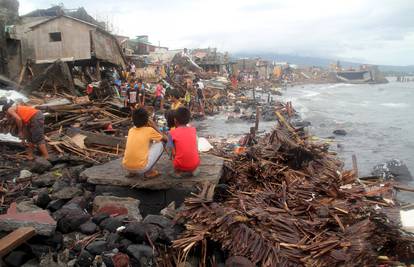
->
[19, 0, 414, 66]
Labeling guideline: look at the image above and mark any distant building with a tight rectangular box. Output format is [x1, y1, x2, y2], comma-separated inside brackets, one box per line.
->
[191, 48, 234, 74]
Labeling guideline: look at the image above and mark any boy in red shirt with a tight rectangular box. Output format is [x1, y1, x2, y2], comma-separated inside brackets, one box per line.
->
[168, 107, 200, 177]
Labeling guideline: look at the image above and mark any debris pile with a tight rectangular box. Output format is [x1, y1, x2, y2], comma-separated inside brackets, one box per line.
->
[172, 117, 414, 266]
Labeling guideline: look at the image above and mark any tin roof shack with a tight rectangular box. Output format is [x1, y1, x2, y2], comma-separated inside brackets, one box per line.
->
[191, 48, 234, 74]
[7, 15, 126, 81]
[127, 35, 157, 56]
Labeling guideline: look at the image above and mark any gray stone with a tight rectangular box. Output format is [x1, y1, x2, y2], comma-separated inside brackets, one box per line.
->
[92, 213, 109, 224]
[16, 200, 43, 213]
[126, 244, 154, 261]
[123, 222, 160, 242]
[51, 180, 69, 192]
[56, 209, 90, 233]
[19, 169, 33, 179]
[86, 240, 107, 255]
[99, 217, 123, 232]
[32, 172, 61, 187]
[372, 159, 413, 182]
[81, 153, 223, 190]
[35, 189, 51, 208]
[143, 215, 173, 229]
[30, 157, 52, 174]
[21, 259, 40, 267]
[93, 195, 142, 221]
[79, 222, 98, 235]
[4, 251, 30, 267]
[47, 199, 66, 212]
[52, 187, 82, 200]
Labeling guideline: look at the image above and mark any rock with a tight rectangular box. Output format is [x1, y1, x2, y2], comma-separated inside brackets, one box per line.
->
[160, 202, 176, 219]
[123, 222, 160, 243]
[86, 240, 108, 255]
[4, 251, 31, 267]
[19, 169, 33, 179]
[67, 196, 89, 210]
[51, 180, 69, 192]
[93, 196, 142, 221]
[52, 187, 82, 200]
[0, 202, 56, 236]
[29, 231, 63, 250]
[92, 213, 110, 225]
[79, 222, 98, 235]
[30, 157, 52, 174]
[56, 210, 90, 233]
[99, 217, 123, 232]
[16, 200, 43, 213]
[35, 189, 51, 209]
[29, 243, 52, 258]
[333, 129, 347, 136]
[143, 214, 173, 229]
[126, 244, 154, 261]
[46, 199, 66, 212]
[21, 258, 40, 267]
[372, 159, 413, 182]
[76, 249, 94, 267]
[32, 171, 61, 187]
[225, 256, 254, 267]
[118, 239, 133, 251]
[81, 153, 223, 190]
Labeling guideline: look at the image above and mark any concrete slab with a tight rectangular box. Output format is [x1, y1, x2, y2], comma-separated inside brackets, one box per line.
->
[0, 203, 56, 236]
[81, 153, 223, 190]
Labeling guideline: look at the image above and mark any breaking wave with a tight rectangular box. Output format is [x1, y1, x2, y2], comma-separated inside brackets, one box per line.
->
[380, 102, 409, 108]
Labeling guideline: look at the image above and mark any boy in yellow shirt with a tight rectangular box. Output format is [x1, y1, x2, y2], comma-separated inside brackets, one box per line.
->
[122, 108, 167, 178]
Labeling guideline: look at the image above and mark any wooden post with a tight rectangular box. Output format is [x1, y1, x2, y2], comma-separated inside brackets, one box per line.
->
[252, 87, 256, 102]
[96, 60, 101, 80]
[352, 154, 358, 178]
[250, 126, 256, 139]
[255, 106, 260, 131]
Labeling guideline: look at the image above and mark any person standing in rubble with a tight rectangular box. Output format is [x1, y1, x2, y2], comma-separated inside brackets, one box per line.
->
[195, 79, 205, 116]
[1, 100, 49, 160]
[125, 79, 138, 110]
[137, 79, 145, 107]
[130, 62, 136, 78]
[153, 80, 165, 111]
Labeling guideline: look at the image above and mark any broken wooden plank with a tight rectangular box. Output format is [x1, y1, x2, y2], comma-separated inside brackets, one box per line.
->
[0, 227, 36, 256]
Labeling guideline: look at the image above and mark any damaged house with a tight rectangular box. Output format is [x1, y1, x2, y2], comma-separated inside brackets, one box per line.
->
[6, 11, 126, 82]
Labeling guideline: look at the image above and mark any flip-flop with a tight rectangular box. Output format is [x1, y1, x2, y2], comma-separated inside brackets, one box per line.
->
[144, 170, 160, 178]
[169, 171, 182, 179]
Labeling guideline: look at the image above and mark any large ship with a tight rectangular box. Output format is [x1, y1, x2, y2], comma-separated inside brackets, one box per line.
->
[331, 62, 388, 84]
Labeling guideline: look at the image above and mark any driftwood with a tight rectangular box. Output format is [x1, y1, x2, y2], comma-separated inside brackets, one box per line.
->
[171, 116, 414, 266]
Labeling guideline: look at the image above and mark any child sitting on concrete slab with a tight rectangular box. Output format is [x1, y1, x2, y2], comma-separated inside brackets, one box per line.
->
[168, 107, 200, 177]
[122, 108, 167, 178]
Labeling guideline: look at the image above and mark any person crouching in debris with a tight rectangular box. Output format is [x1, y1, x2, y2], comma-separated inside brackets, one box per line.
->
[168, 107, 200, 178]
[2, 100, 49, 160]
[122, 108, 167, 178]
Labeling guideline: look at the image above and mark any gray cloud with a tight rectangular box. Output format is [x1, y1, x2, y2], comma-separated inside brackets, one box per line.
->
[18, 0, 414, 65]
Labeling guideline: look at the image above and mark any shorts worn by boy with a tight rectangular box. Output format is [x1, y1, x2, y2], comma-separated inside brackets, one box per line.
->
[169, 126, 200, 172]
[122, 127, 163, 173]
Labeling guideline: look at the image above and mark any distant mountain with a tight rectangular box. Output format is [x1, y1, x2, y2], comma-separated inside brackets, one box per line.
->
[231, 52, 414, 73]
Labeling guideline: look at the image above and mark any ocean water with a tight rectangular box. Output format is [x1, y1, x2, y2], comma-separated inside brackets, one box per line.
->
[280, 79, 414, 177]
